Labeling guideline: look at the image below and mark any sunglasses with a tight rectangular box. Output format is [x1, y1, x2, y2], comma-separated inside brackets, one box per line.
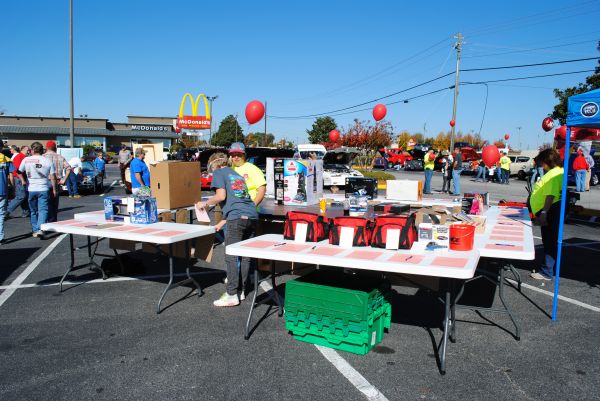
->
[230, 153, 244, 157]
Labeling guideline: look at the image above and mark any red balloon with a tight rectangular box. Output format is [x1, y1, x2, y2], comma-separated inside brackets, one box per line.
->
[449, 120, 455, 127]
[542, 117, 554, 132]
[329, 129, 340, 143]
[372, 104, 387, 121]
[245, 100, 265, 125]
[481, 145, 501, 168]
[504, 134, 510, 140]
[175, 127, 181, 134]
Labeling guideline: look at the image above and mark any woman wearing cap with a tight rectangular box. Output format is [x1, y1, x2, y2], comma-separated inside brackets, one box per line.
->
[229, 142, 266, 206]
[196, 153, 258, 307]
[529, 148, 563, 281]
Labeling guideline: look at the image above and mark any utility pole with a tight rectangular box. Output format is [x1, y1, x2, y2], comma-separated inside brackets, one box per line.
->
[449, 32, 463, 151]
[235, 113, 239, 142]
[263, 101, 267, 147]
[69, 0, 74, 148]
[516, 126, 522, 150]
[207, 95, 218, 146]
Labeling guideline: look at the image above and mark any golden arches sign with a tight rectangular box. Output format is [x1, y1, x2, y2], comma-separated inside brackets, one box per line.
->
[177, 93, 211, 130]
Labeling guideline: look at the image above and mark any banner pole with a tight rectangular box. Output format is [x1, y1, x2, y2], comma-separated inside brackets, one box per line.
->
[552, 126, 571, 320]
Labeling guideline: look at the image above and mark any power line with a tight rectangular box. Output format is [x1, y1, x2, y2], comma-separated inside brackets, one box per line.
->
[462, 40, 598, 59]
[461, 69, 595, 85]
[462, 56, 600, 72]
[268, 71, 455, 119]
[269, 56, 599, 119]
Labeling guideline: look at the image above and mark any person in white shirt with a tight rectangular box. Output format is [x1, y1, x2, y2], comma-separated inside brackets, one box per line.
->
[18, 142, 57, 238]
[67, 156, 83, 198]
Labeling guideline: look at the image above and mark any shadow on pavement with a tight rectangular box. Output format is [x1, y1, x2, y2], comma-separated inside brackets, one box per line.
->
[0, 247, 41, 283]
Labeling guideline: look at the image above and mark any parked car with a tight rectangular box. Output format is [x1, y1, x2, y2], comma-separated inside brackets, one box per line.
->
[323, 147, 363, 187]
[79, 160, 104, 193]
[373, 147, 413, 169]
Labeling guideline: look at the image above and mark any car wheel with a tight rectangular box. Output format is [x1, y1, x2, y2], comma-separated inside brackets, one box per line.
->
[517, 170, 525, 180]
[592, 173, 599, 187]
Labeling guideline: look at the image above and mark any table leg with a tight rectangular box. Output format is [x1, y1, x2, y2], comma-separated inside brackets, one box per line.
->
[156, 244, 175, 314]
[439, 281, 451, 375]
[185, 240, 202, 297]
[245, 269, 260, 340]
[498, 266, 521, 340]
[271, 263, 284, 317]
[88, 236, 107, 280]
[450, 279, 457, 343]
[505, 263, 522, 291]
[59, 234, 76, 293]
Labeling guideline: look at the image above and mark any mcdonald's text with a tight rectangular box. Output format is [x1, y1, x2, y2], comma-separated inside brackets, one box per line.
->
[177, 116, 211, 130]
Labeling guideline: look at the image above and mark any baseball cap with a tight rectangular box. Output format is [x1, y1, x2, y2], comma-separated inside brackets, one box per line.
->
[46, 140, 57, 150]
[229, 142, 246, 154]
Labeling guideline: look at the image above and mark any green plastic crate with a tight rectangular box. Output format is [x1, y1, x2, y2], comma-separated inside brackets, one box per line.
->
[284, 271, 392, 355]
[284, 271, 391, 327]
[290, 310, 389, 355]
[286, 301, 391, 338]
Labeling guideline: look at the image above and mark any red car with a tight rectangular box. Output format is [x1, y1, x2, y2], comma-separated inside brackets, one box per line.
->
[375, 148, 413, 169]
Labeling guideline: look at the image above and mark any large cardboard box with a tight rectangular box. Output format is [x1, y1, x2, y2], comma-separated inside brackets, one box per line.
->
[150, 161, 201, 209]
[386, 179, 423, 201]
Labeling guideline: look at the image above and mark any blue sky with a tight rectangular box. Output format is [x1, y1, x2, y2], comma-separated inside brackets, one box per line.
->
[2, 0, 599, 149]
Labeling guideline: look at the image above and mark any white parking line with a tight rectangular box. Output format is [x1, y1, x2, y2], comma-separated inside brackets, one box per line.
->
[315, 345, 389, 401]
[99, 179, 118, 197]
[0, 234, 66, 307]
[506, 278, 600, 312]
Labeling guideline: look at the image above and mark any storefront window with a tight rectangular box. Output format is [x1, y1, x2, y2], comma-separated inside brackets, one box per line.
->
[56, 136, 106, 149]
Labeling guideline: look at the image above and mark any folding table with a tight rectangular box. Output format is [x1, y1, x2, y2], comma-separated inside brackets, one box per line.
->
[41, 218, 215, 313]
[227, 234, 480, 374]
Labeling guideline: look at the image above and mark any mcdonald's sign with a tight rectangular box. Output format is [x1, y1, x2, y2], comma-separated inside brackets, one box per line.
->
[177, 93, 211, 130]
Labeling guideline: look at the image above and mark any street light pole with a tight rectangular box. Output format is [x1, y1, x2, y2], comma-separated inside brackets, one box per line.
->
[516, 126, 522, 150]
[69, 0, 75, 148]
[207, 95, 218, 146]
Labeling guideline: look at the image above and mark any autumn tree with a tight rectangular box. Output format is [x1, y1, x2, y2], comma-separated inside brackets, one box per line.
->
[340, 119, 393, 169]
[245, 132, 275, 147]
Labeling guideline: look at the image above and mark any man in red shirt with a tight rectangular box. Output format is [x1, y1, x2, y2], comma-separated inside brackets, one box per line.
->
[572, 148, 589, 193]
[8, 145, 30, 218]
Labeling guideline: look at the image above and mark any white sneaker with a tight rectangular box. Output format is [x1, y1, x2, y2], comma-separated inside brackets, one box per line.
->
[213, 293, 239, 307]
[530, 272, 551, 281]
[239, 288, 246, 301]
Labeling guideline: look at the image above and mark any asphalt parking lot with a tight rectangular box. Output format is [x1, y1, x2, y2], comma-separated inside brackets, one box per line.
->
[1, 164, 599, 401]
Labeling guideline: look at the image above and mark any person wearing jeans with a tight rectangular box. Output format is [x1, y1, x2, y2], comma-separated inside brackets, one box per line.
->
[27, 190, 50, 235]
[422, 149, 436, 194]
[196, 152, 258, 307]
[66, 169, 80, 197]
[0, 151, 14, 244]
[572, 149, 589, 193]
[451, 146, 462, 195]
[8, 145, 30, 217]
[18, 142, 57, 238]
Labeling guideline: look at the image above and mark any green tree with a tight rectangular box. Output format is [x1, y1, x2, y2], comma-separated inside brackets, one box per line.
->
[245, 132, 275, 147]
[211, 115, 243, 147]
[552, 73, 600, 124]
[307, 116, 337, 144]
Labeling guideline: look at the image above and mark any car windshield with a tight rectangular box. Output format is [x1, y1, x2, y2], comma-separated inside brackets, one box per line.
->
[82, 161, 95, 172]
[299, 151, 326, 160]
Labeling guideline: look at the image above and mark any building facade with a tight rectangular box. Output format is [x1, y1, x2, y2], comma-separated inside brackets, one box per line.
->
[0, 115, 179, 151]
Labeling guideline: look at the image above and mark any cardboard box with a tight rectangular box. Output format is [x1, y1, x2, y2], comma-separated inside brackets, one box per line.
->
[467, 215, 487, 233]
[386, 180, 423, 201]
[267, 158, 286, 204]
[150, 161, 202, 209]
[133, 143, 163, 165]
[418, 223, 450, 246]
[282, 159, 323, 206]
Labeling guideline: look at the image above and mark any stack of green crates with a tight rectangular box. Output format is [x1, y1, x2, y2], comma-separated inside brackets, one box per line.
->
[285, 271, 392, 355]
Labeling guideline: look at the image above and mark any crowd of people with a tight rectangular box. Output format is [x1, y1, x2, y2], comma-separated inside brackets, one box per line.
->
[0, 141, 105, 243]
